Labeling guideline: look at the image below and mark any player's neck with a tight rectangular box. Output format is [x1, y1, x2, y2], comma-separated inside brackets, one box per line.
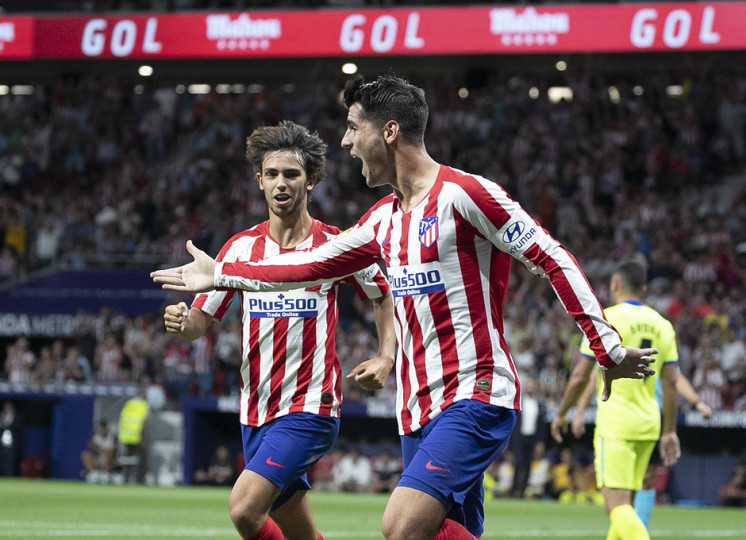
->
[615, 293, 642, 305]
[267, 211, 313, 249]
[392, 151, 440, 212]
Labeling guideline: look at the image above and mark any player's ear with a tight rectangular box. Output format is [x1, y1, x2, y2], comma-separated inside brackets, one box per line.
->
[306, 175, 316, 193]
[383, 120, 399, 143]
[256, 172, 264, 191]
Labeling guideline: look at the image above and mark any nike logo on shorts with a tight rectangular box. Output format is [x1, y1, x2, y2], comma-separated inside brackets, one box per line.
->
[265, 457, 286, 468]
[425, 460, 449, 472]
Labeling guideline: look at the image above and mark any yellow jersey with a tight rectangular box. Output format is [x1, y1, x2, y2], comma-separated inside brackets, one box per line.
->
[579, 300, 678, 440]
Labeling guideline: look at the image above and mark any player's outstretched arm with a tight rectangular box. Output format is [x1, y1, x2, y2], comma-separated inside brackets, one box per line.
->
[151, 240, 217, 293]
[600, 346, 657, 402]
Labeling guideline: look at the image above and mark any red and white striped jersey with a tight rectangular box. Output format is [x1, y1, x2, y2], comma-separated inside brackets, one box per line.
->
[216, 165, 625, 434]
[194, 219, 390, 427]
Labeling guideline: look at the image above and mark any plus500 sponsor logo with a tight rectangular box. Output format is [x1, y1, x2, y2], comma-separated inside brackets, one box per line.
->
[389, 263, 445, 297]
[248, 295, 318, 318]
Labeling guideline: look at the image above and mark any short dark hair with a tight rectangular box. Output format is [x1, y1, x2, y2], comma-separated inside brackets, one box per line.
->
[245, 120, 327, 184]
[613, 260, 647, 293]
[343, 74, 428, 144]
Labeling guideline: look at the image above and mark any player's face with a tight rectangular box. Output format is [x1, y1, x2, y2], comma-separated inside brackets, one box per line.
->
[257, 150, 313, 219]
[342, 103, 390, 188]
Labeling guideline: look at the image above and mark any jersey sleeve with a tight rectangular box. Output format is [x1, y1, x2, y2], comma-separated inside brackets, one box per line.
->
[345, 261, 390, 300]
[450, 172, 624, 369]
[659, 320, 679, 365]
[193, 234, 244, 319]
[215, 211, 385, 293]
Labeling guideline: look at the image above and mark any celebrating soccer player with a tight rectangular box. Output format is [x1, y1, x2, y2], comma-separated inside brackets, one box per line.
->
[159, 121, 395, 540]
[153, 75, 656, 540]
[551, 260, 681, 540]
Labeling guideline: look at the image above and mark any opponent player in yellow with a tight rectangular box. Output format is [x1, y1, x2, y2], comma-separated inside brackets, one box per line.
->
[551, 260, 681, 540]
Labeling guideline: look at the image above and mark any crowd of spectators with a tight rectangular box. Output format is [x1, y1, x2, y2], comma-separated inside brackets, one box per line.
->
[1, 61, 746, 426]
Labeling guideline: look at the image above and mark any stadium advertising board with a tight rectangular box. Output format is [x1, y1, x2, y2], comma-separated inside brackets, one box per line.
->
[0, 16, 33, 59]
[0, 270, 168, 337]
[30, 2, 746, 59]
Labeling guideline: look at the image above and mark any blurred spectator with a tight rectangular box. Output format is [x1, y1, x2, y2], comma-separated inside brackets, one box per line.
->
[62, 345, 92, 382]
[5, 337, 35, 384]
[0, 400, 24, 477]
[721, 328, 746, 380]
[557, 463, 603, 506]
[549, 448, 575, 500]
[308, 449, 340, 493]
[332, 447, 372, 493]
[95, 334, 123, 382]
[537, 351, 567, 406]
[692, 347, 728, 411]
[80, 420, 116, 482]
[193, 444, 235, 487]
[368, 449, 402, 494]
[525, 442, 551, 499]
[117, 388, 150, 484]
[0, 245, 18, 283]
[483, 452, 514, 500]
[31, 346, 59, 384]
[509, 377, 547, 498]
[720, 460, 746, 507]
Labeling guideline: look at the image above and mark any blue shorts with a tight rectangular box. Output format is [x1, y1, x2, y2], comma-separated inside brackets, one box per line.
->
[241, 413, 339, 511]
[398, 400, 516, 536]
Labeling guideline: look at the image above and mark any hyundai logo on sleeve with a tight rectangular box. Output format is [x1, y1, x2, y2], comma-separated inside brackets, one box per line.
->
[502, 221, 525, 243]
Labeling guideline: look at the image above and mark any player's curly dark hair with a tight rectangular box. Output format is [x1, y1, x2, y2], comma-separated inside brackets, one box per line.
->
[245, 120, 327, 185]
[343, 73, 428, 144]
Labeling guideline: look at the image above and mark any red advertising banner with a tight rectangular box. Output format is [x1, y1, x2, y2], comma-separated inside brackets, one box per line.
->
[30, 3, 746, 60]
[0, 16, 34, 59]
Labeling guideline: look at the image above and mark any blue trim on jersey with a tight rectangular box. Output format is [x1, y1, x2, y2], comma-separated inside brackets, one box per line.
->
[622, 300, 644, 306]
[397, 400, 516, 536]
[241, 413, 339, 511]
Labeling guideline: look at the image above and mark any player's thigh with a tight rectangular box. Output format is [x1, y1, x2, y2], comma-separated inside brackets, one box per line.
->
[242, 414, 339, 495]
[229, 469, 281, 520]
[270, 490, 317, 540]
[382, 486, 447, 540]
[398, 401, 515, 535]
[595, 435, 656, 491]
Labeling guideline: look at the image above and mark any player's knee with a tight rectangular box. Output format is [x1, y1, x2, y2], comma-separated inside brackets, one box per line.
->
[229, 498, 265, 537]
[381, 513, 422, 540]
[381, 511, 399, 540]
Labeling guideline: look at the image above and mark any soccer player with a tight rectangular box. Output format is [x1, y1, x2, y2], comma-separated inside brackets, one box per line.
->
[551, 260, 681, 540]
[152, 75, 656, 540]
[569, 346, 712, 529]
[160, 121, 395, 540]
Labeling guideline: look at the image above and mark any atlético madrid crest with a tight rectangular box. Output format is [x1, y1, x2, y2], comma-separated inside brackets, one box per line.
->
[419, 216, 439, 248]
